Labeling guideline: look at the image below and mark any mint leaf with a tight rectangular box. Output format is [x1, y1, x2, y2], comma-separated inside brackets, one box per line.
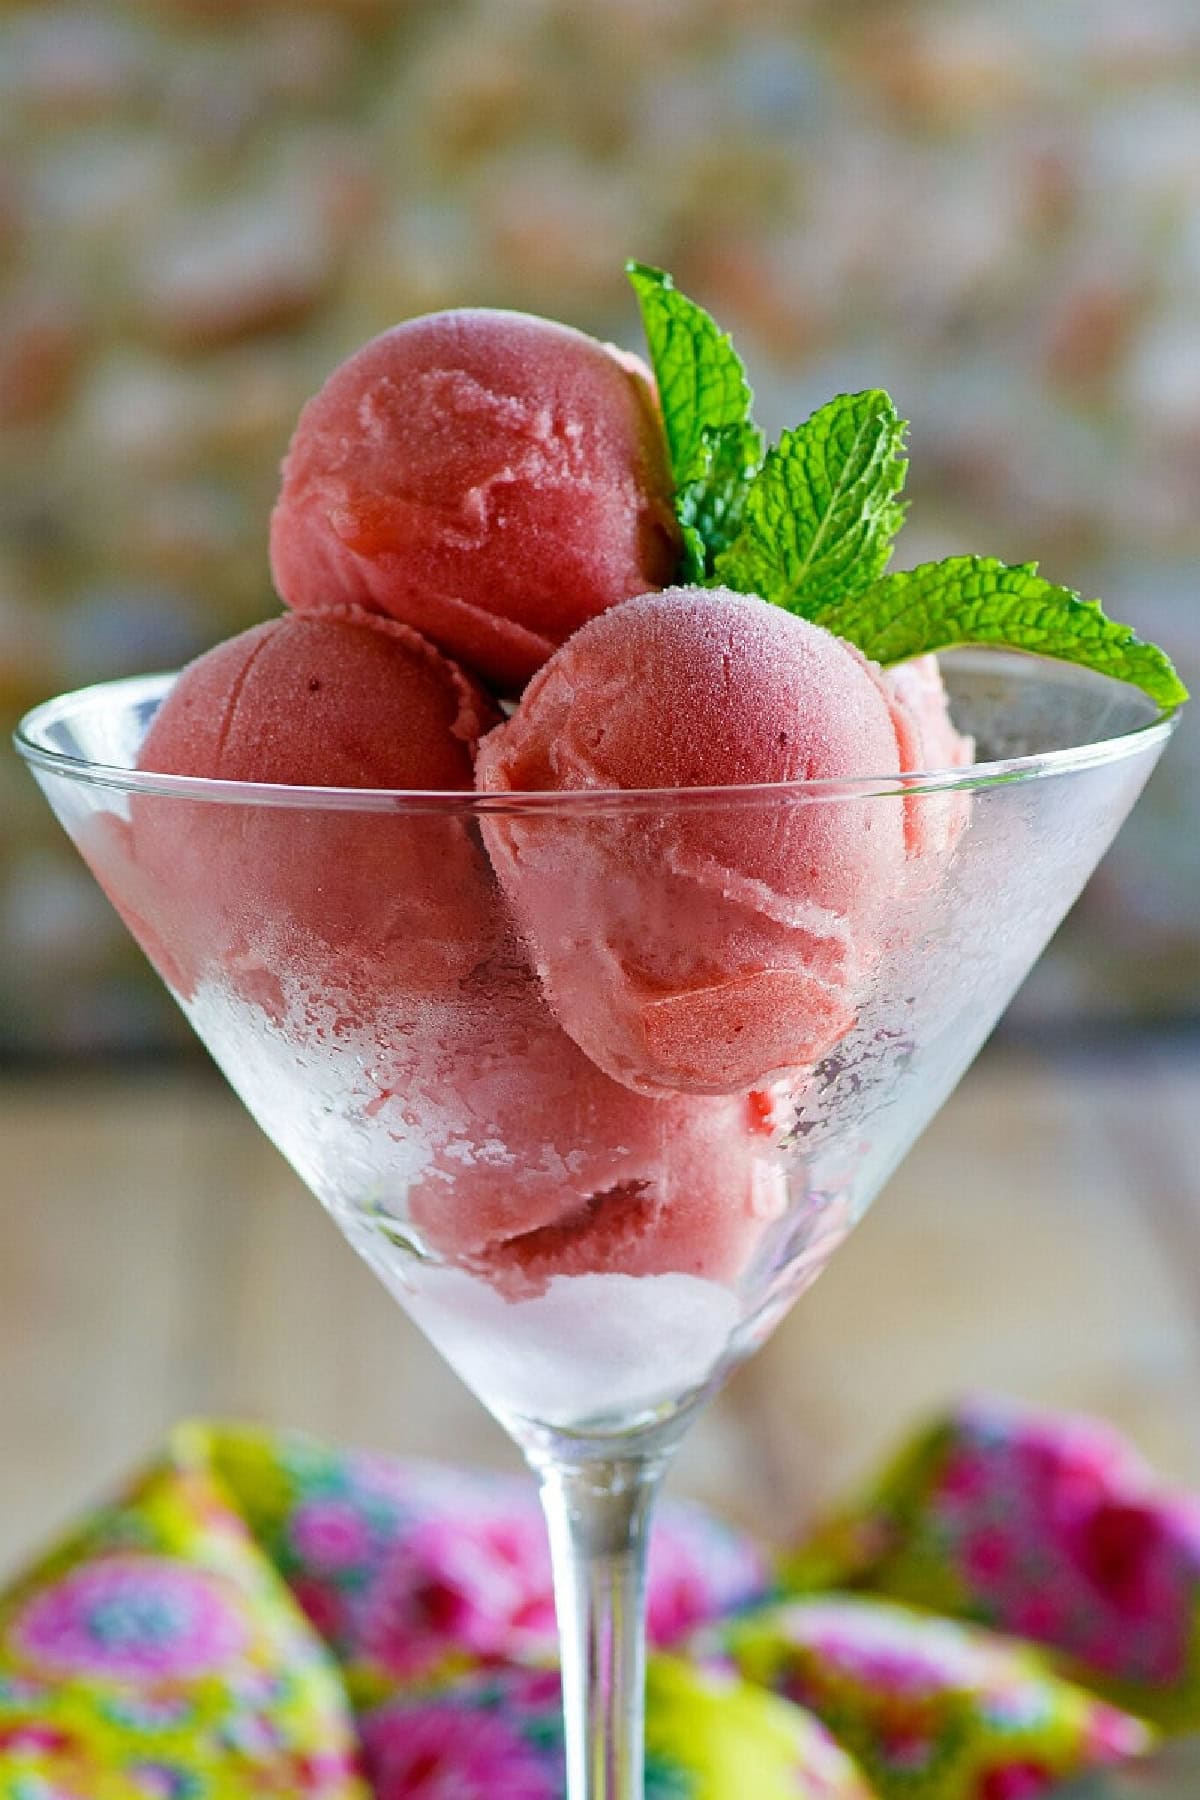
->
[676, 421, 764, 579]
[625, 262, 1187, 707]
[626, 261, 763, 577]
[715, 389, 908, 615]
[819, 556, 1189, 709]
[676, 519, 708, 585]
[626, 261, 758, 480]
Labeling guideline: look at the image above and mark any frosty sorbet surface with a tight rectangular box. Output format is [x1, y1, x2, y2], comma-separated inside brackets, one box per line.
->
[270, 309, 680, 689]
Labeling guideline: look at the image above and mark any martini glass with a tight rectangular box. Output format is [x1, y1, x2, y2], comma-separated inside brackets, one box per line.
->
[16, 650, 1177, 1799]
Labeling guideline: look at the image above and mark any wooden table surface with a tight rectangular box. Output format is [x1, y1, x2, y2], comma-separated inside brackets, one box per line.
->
[2, 1038, 1199, 1581]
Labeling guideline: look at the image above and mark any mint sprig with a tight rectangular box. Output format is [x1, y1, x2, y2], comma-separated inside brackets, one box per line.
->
[817, 557, 1189, 708]
[626, 261, 763, 578]
[627, 262, 1188, 709]
[714, 390, 908, 616]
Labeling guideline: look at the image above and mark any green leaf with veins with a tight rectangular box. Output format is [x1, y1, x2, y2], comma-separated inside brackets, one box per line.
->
[625, 263, 1186, 706]
[676, 421, 765, 578]
[626, 261, 757, 479]
[714, 389, 908, 615]
[817, 556, 1189, 708]
[626, 261, 763, 577]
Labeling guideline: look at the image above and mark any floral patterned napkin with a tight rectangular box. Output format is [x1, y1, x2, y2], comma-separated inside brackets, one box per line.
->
[2, 1397, 1195, 1798]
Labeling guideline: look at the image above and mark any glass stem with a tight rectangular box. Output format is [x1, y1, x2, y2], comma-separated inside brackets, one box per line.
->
[536, 1449, 669, 1800]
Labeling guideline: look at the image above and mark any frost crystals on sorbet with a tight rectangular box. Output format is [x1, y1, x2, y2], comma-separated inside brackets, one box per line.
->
[476, 586, 948, 1097]
[269, 309, 680, 690]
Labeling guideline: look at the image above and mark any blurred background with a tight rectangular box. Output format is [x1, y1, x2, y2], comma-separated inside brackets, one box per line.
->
[2, 0, 1199, 1056]
[1, 1, 1199, 1578]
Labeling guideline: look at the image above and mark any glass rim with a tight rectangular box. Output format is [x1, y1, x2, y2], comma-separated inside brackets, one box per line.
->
[13, 657, 1181, 815]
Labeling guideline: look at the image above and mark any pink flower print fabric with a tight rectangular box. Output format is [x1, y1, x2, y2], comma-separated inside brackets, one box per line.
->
[789, 1396, 1200, 1725]
[716, 1595, 1148, 1798]
[0, 1404, 1191, 1797]
[9, 1559, 249, 1681]
[361, 1670, 564, 1800]
[227, 1438, 770, 1685]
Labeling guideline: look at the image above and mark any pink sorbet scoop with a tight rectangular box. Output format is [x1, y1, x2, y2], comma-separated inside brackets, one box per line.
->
[108, 610, 500, 1007]
[396, 965, 785, 1300]
[477, 587, 965, 1097]
[269, 309, 681, 691]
